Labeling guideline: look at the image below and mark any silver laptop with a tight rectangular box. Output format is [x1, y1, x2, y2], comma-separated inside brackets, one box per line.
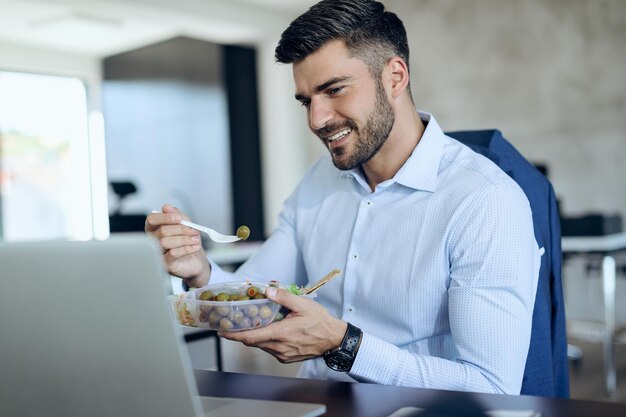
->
[0, 234, 325, 417]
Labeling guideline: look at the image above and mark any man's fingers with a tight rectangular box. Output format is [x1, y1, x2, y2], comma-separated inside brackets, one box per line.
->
[153, 224, 200, 239]
[164, 243, 203, 259]
[161, 204, 179, 214]
[219, 325, 275, 345]
[145, 211, 182, 231]
[160, 234, 201, 250]
[265, 287, 309, 313]
[162, 204, 193, 221]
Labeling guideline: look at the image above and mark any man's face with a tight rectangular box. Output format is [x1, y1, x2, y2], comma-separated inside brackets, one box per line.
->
[293, 40, 395, 170]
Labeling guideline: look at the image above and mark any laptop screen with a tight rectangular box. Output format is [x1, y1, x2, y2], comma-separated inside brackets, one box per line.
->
[0, 235, 204, 417]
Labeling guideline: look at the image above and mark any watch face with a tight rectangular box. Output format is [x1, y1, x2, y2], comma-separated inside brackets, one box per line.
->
[325, 351, 352, 372]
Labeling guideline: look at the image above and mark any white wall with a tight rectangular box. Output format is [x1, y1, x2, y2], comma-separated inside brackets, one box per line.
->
[0, 41, 101, 82]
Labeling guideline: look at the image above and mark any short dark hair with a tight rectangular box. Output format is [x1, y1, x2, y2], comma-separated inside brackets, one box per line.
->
[275, 0, 410, 78]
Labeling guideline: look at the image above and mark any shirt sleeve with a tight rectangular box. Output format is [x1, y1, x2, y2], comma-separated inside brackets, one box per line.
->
[348, 181, 540, 394]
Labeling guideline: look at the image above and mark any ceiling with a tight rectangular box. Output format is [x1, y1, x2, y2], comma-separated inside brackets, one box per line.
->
[0, 0, 318, 58]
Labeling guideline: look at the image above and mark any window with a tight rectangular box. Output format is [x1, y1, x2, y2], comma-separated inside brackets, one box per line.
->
[0, 71, 107, 241]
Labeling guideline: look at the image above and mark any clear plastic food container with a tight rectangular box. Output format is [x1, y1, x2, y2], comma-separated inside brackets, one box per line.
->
[168, 281, 312, 331]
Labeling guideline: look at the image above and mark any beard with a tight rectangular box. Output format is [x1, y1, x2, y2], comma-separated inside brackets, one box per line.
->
[316, 79, 395, 171]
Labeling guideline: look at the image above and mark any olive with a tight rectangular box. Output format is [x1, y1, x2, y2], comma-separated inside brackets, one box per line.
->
[208, 311, 221, 324]
[231, 309, 245, 324]
[253, 293, 266, 299]
[245, 305, 259, 318]
[199, 290, 214, 301]
[258, 305, 273, 319]
[216, 306, 231, 316]
[236, 225, 250, 240]
[215, 292, 229, 302]
[238, 317, 252, 329]
[219, 317, 234, 330]
[246, 286, 260, 298]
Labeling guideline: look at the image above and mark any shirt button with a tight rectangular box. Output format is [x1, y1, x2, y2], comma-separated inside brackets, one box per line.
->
[352, 253, 359, 261]
[366, 200, 372, 206]
[347, 306, 354, 312]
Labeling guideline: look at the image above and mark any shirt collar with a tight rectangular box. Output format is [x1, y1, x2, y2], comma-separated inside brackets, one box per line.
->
[392, 111, 444, 192]
[340, 111, 444, 193]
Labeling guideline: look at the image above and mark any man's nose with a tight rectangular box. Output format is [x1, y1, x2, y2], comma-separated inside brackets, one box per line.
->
[308, 97, 334, 131]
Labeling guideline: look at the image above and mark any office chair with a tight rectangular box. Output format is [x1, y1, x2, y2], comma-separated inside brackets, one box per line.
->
[109, 181, 148, 233]
[447, 129, 569, 398]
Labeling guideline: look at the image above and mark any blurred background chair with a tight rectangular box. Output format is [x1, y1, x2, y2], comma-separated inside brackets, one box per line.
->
[108, 181, 147, 233]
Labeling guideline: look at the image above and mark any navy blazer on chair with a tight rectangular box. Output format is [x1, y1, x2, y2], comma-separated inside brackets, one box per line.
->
[446, 129, 569, 398]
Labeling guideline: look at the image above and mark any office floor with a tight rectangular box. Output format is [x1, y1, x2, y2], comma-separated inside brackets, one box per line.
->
[201, 337, 626, 403]
[563, 255, 626, 402]
[568, 337, 626, 402]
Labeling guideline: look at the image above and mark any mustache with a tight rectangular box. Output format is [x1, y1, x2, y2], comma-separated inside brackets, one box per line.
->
[315, 120, 358, 139]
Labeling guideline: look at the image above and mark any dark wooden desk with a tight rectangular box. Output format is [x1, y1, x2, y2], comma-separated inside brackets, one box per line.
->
[195, 370, 626, 417]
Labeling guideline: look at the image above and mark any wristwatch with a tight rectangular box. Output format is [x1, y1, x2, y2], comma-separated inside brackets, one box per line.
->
[323, 322, 363, 373]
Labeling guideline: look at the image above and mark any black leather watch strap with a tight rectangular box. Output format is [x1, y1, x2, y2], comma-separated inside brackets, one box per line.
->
[341, 322, 362, 356]
[323, 322, 362, 372]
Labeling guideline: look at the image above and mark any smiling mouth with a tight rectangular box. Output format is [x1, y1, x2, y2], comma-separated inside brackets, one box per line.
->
[326, 128, 352, 142]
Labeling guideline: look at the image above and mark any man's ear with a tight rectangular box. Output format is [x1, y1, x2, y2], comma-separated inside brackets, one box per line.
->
[386, 57, 410, 98]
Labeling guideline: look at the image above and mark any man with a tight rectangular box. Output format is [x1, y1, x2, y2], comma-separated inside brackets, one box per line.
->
[146, 0, 540, 394]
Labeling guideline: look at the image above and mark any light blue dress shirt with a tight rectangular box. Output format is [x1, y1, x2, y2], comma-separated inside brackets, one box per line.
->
[209, 112, 540, 394]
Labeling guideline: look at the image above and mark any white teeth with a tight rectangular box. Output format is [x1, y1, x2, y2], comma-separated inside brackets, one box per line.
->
[328, 128, 351, 142]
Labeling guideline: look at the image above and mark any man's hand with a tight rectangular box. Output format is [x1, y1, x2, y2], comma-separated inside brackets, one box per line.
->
[145, 204, 211, 288]
[219, 287, 347, 363]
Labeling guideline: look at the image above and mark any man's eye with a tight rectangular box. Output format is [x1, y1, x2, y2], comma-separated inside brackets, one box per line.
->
[299, 100, 311, 108]
[327, 87, 343, 96]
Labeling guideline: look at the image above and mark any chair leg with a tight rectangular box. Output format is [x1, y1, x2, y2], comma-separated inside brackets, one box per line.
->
[215, 334, 223, 372]
[601, 255, 617, 398]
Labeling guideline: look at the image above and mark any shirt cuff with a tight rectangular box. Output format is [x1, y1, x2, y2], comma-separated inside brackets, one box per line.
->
[349, 332, 401, 385]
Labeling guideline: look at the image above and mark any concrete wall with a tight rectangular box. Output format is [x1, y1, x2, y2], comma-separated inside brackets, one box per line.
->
[387, 0, 626, 220]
